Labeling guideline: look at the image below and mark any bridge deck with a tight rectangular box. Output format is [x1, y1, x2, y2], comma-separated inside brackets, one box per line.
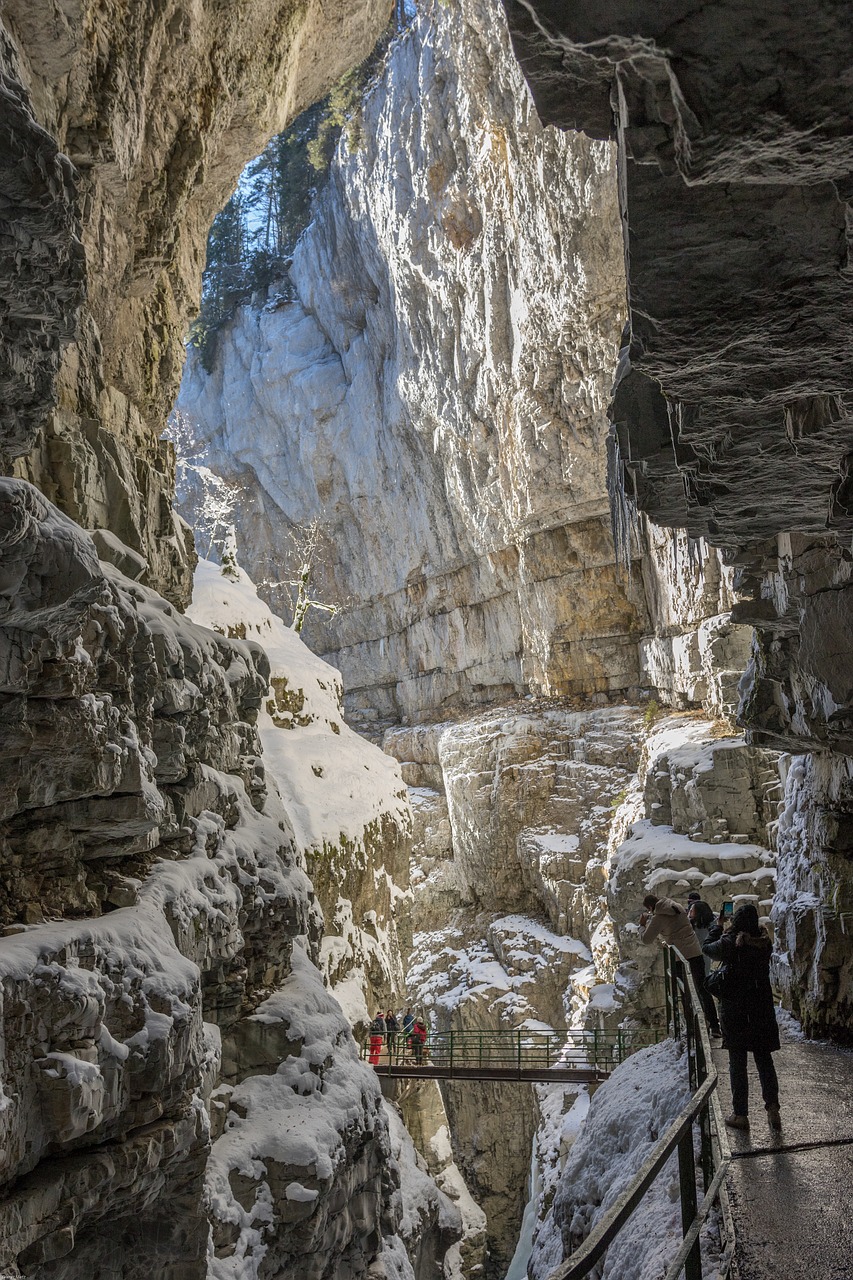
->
[361, 1027, 665, 1083]
[369, 1063, 606, 1083]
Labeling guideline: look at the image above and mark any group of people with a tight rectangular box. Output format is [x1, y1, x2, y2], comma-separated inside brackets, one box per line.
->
[367, 1008, 428, 1065]
[640, 890, 781, 1133]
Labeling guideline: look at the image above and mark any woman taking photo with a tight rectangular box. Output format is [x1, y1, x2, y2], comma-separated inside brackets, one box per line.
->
[703, 903, 782, 1131]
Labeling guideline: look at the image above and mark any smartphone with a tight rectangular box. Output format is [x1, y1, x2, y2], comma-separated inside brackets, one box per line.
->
[722, 901, 734, 918]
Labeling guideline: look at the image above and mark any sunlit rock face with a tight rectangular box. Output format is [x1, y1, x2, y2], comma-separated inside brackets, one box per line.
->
[0, 0, 389, 606]
[387, 705, 643, 922]
[176, 0, 646, 722]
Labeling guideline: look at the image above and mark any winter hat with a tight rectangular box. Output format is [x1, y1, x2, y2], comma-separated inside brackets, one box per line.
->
[732, 903, 760, 936]
[687, 891, 701, 901]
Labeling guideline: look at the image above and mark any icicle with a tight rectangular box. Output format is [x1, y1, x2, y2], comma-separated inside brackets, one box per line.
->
[606, 424, 638, 578]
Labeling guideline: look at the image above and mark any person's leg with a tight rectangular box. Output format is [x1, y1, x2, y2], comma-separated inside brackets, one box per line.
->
[728, 1047, 749, 1118]
[753, 1050, 780, 1108]
[689, 955, 720, 1034]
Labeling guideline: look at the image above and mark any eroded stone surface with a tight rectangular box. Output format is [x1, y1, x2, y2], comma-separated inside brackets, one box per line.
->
[0, 484, 419, 1279]
[1, 0, 390, 603]
[175, 0, 646, 719]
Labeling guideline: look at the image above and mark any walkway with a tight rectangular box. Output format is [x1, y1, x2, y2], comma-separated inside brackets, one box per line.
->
[714, 1031, 853, 1280]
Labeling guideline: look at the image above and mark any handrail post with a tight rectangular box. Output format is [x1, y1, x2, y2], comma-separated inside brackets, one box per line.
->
[449, 1031, 454, 1076]
[685, 1010, 696, 1092]
[617, 1028, 624, 1064]
[671, 954, 682, 1040]
[664, 946, 673, 1032]
[677, 1127, 702, 1280]
[517, 1029, 522, 1075]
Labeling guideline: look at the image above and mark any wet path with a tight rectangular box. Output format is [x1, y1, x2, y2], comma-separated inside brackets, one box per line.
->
[713, 1031, 853, 1280]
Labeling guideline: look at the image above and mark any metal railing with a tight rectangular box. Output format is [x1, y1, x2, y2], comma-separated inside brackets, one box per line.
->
[546, 947, 735, 1280]
[361, 1025, 666, 1075]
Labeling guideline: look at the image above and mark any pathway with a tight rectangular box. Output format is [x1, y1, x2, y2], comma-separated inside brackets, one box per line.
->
[713, 1030, 853, 1280]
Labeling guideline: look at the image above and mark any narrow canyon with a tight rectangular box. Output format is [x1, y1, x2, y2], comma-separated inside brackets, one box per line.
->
[1, 2, 852, 1279]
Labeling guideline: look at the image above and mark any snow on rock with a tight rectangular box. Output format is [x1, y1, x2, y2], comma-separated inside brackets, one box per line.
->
[189, 558, 412, 1021]
[384, 1103, 463, 1280]
[405, 909, 592, 1274]
[607, 715, 781, 1025]
[0, 483, 303, 1273]
[189, 558, 409, 853]
[0, 483, 415, 1277]
[529, 1039, 716, 1280]
[205, 948, 406, 1280]
[409, 914, 590, 1032]
[392, 704, 782, 1272]
[0, 904, 202, 1183]
[187, 558, 459, 1278]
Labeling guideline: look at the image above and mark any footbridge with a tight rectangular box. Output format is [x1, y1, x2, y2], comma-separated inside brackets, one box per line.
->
[361, 1026, 665, 1084]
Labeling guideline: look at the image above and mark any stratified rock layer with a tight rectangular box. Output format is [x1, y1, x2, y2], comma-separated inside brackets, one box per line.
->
[176, 0, 645, 720]
[0, 482, 417, 1279]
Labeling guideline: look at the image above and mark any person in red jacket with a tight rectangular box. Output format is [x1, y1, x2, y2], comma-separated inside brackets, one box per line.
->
[409, 1018, 427, 1064]
[368, 1012, 386, 1065]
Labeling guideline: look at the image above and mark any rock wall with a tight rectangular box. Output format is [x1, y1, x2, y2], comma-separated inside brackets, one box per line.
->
[0, 479, 426, 1279]
[1, 0, 389, 606]
[384, 700, 780, 1275]
[175, 0, 648, 722]
[501, 0, 853, 1036]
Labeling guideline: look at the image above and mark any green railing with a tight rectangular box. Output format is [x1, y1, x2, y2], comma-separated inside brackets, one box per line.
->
[545, 946, 735, 1280]
[361, 1025, 666, 1074]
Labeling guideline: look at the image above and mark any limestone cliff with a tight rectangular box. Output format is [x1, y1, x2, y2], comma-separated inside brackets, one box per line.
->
[501, 0, 853, 1037]
[0, 478, 423, 1279]
[384, 703, 780, 1274]
[1, 0, 389, 606]
[176, 0, 647, 722]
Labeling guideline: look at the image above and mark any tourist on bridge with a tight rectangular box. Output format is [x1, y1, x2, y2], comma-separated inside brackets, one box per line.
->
[703, 903, 781, 1131]
[639, 893, 722, 1036]
[385, 1009, 399, 1057]
[410, 1017, 427, 1064]
[401, 1007, 414, 1042]
[368, 1011, 386, 1065]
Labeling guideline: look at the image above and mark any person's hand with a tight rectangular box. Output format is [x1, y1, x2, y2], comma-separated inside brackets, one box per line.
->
[639, 912, 648, 927]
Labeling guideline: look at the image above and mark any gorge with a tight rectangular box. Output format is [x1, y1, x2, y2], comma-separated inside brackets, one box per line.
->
[1, 1, 852, 1278]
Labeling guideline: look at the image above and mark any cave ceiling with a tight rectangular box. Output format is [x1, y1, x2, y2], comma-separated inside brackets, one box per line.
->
[502, 0, 853, 546]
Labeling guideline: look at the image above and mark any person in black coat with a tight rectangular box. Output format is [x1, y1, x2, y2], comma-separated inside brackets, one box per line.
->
[703, 903, 781, 1131]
